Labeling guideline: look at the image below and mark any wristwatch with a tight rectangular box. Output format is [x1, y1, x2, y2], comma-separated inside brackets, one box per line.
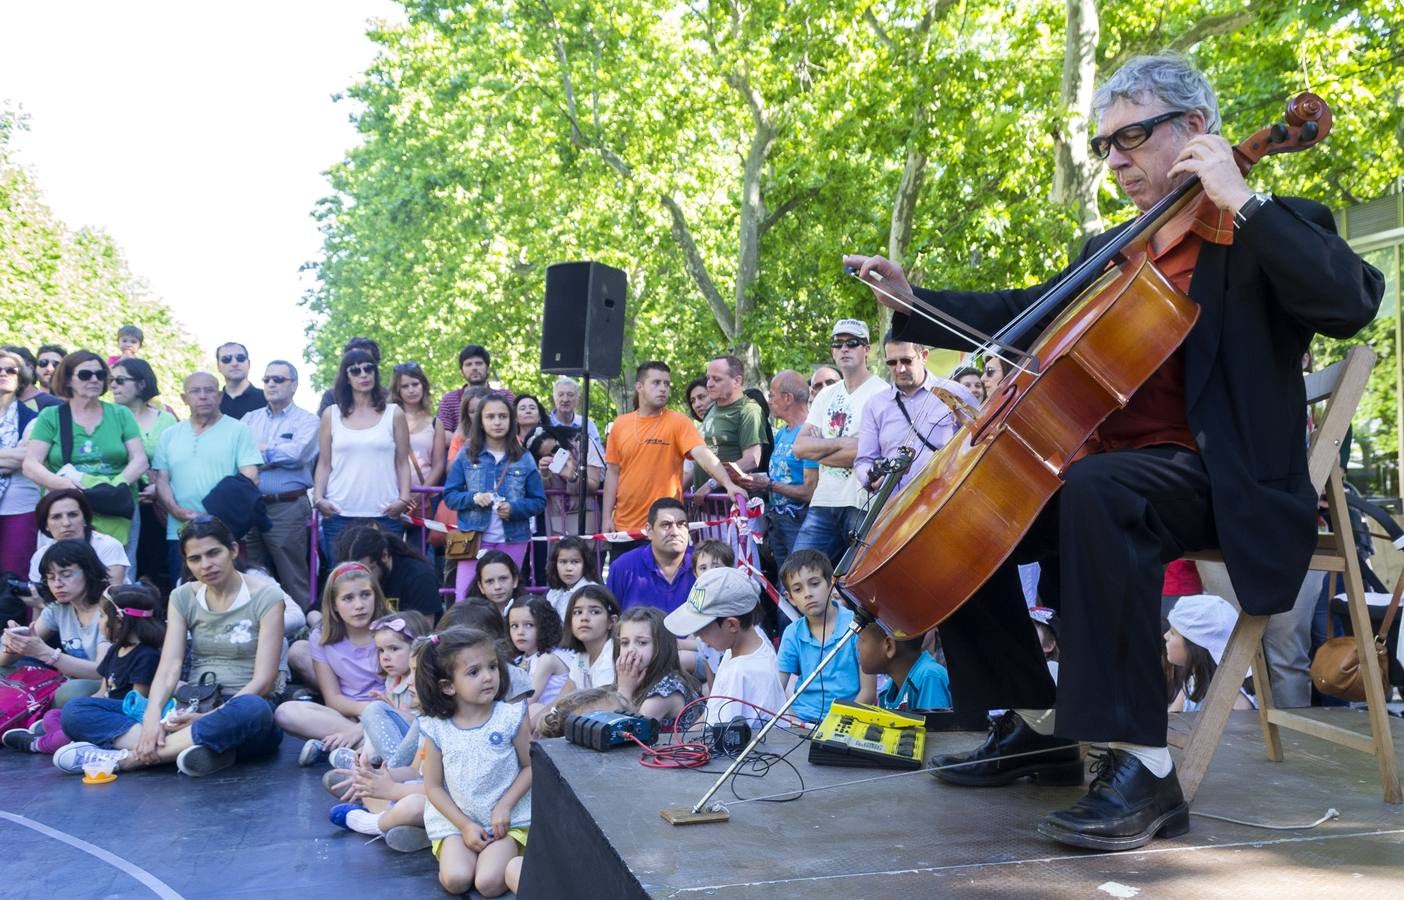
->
[1234, 191, 1271, 229]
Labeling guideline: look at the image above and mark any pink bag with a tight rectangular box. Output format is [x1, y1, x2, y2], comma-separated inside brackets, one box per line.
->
[0, 666, 66, 733]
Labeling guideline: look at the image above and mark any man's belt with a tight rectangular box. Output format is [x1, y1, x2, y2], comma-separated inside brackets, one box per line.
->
[263, 489, 310, 504]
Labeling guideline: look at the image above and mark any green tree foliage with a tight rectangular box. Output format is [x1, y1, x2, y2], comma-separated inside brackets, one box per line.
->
[1, 110, 202, 411]
[307, 0, 1401, 437]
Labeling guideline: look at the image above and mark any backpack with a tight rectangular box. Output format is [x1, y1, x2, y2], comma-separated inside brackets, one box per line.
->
[0, 666, 66, 733]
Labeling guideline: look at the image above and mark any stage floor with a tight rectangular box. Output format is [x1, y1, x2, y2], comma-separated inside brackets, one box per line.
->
[529, 709, 1404, 899]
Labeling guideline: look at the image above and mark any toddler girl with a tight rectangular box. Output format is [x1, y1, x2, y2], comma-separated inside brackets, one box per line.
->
[416, 626, 531, 897]
[1165, 594, 1255, 712]
[4, 581, 165, 754]
[560, 585, 620, 694]
[613, 607, 700, 725]
[508, 597, 571, 710]
[544, 536, 598, 620]
[359, 610, 432, 767]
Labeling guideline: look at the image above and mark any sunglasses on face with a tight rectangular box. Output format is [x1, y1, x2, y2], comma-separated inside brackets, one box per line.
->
[74, 369, 105, 382]
[811, 378, 839, 391]
[0, 366, 19, 376]
[262, 375, 290, 385]
[36, 359, 59, 369]
[885, 357, 917, 368]
[219, 353, 248, 364]
[830, 338, 868, 350]
[346, 364, 377, 377]
[110, 376, 137, 386]
[1089, 110, 1185, 160]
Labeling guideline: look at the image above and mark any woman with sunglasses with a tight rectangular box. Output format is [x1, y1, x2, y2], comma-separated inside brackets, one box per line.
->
[22, 351, 147, 556]
[110, 358, 179, 590]
[314, 348, 414, 564]
[0, 347, 43, 578]
[53, 517, 285, 777]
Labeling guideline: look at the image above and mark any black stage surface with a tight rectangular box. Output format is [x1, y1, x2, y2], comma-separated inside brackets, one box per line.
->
[2, 711, 1400, 898]
[521, 710, 1404, 899]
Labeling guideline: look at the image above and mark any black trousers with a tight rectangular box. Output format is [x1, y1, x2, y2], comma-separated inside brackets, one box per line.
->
[938, 446, 1217, 746]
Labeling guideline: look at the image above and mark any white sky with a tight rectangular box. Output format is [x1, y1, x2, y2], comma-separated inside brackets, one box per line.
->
[0, 0, 402, 407]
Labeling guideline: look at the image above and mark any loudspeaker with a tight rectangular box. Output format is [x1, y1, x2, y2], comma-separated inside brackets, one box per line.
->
[540, 261, 627, 378]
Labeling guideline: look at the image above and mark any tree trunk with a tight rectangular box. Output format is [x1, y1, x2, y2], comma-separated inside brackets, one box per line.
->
[1051, 0, 1103, 241]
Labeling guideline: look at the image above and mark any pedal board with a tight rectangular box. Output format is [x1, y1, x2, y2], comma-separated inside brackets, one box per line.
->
[807, 700, 925, 770]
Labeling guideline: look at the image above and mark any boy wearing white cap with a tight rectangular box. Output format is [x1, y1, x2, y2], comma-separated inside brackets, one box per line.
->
[665, 568, 786, 727]
[791, 318, 886, 564]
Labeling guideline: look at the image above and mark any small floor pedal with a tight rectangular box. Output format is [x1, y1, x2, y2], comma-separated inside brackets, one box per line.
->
[660, 807, 731, 826]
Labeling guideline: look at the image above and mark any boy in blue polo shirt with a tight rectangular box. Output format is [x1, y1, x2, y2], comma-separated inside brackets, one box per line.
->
[776, 550, 875, 724]
[857, 621, 952, 711]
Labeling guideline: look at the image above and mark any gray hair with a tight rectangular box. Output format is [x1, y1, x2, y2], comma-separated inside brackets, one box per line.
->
[1093, 54, 1220, 136]
[267, 359, 299, 382]
[553, 376, 578, 391]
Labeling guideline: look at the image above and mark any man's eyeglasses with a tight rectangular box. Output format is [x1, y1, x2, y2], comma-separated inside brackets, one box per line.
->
[74, 369, 105, 382]
[36, 359, 59, 369]
[885, 357, 917, 368]
[263, 375, 290, 385]
[1090, 110, 1185, 160]
[0, 366, 19, 377]
[811, 378, 839, 392]
[830, 338, 868, 350]
[219, 353, 249, 365]
[346, 364, 377, 377]
[110, 376, 136, 386]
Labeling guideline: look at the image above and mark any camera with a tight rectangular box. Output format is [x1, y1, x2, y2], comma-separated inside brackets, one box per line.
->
[3, 576, 32, 595]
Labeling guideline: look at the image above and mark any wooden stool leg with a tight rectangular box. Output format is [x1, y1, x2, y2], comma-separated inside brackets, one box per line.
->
[1250, 640, 1284, 762]
[1175, 614, 1269, 803]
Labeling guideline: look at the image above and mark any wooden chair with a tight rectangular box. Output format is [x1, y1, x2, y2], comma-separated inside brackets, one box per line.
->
[1172, 344, 1401, 804]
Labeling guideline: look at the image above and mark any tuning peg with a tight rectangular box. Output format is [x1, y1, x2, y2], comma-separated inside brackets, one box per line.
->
[1300, 120, 1319, 142]
[1270, 123, 1290, 143]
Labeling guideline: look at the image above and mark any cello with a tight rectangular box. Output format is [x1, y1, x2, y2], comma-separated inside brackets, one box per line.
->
[840, 93, 1334, 638]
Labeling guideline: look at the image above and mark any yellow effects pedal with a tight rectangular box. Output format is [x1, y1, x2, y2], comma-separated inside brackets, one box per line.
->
[807, 700, 926, 770]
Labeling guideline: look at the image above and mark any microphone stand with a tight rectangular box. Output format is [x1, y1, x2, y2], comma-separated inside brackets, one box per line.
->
[662, 448, 914, 824]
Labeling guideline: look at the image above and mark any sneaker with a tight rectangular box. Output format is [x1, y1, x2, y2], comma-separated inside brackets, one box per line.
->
[289, 686, 319, 703]
[2, 728, 38, 752]
[328, 747, 358, 770]
[323, 767, 353, 796]
[29, 718, 45, 736]
[329, 802, 365, 830]
[52, 741, 98, 775]
[176, 744, 236, 777]
[298, 738, 326, 767]
[384, 825, 431, 853]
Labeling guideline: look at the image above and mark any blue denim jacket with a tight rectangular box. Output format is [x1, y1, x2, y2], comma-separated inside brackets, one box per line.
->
[442, 448, 546, 542]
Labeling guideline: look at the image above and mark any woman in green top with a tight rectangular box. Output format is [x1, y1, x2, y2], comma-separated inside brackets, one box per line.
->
[111, 358, 178, 590]
[55, 516, 285, 777]
[21, 351, 147, 551]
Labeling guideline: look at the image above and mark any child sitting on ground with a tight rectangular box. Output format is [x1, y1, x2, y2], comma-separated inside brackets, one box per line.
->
[776, 550, 875, 724]
[4, 581, 165, 754]
[359, 610, 432, 766]
[559, 585, 620, 694]
[1165, 594, 1255, 712]
[417, 626, 532, 897]
[857, 623, 952, 711]
[440, 599, 535, 702]
[665, 567, 786, 727]
[543, 536, 599, 620]
[277, 561, 389, 767]
[613, 607, 701, 725]
[508, 597, 572, 713]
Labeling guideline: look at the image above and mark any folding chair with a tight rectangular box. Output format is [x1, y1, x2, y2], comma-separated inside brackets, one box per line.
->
[1173, 344, 1401, 804]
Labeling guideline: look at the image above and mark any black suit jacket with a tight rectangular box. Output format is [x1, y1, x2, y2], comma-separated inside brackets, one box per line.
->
[896, 197, 1384, 614]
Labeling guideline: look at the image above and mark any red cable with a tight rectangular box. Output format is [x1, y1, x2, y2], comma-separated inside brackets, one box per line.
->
[627, 732, 712, 769]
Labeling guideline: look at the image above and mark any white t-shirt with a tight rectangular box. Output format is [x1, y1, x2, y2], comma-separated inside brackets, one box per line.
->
[30, 531, 131, 582]
[707, 637, 786, 727]
[805, 374, 886, 509]
[563, 638, 615, 691]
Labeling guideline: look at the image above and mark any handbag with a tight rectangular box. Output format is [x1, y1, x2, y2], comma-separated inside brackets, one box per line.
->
[58, 404, 135, 518]
[440, 458, 512, 561]
[172, 671, 227, 714]
[1309, 568, 1402, 702]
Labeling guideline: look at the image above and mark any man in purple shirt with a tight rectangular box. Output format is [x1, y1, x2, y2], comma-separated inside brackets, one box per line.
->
[436, 344, 493, 435]
[855, 331, 978, 492]
[605, 497, 696, 612]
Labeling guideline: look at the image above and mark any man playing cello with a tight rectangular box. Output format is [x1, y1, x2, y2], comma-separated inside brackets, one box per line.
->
[845, 54, 1382, 851]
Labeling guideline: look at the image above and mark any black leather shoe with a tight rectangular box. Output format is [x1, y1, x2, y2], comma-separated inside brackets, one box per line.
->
[1037, 748, 1190, 851]
[931, 711, 1084, 787]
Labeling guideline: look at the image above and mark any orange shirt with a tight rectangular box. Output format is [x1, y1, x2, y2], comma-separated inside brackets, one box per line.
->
[1097, 196, 1232, 453]
[605, 408, 705, 530]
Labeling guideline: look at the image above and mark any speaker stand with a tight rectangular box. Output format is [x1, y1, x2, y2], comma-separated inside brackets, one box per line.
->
[578, 372, 592, 536]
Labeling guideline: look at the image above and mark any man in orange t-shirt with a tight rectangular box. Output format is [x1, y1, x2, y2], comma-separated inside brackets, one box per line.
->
[603, 361, 743, 554]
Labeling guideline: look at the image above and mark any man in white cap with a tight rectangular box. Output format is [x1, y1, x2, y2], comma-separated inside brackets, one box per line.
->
[665, 567, 786, 726]
[792, 318, 885, 563]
